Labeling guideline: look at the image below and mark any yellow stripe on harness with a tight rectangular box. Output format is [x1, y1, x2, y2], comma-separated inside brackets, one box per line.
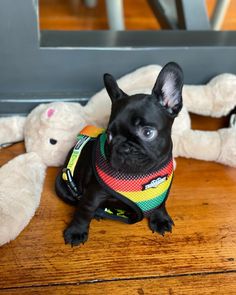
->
[62, 125, 104, 181]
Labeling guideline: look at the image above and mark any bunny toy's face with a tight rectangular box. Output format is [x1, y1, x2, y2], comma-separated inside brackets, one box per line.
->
[24, 102, 89, 167]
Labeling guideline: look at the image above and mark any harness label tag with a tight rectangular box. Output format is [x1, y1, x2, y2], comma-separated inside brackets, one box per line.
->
[142, 175, 168, 190]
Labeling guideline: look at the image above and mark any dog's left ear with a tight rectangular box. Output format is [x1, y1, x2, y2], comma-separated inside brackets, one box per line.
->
[152, 62, 183, 115]
[103, 73, 128, 103]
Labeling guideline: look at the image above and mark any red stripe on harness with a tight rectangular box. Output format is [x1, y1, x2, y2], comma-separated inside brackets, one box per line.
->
[95, 160, 173, 192]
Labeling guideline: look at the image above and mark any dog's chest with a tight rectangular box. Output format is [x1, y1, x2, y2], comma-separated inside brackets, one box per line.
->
[94, 132, 174, 218]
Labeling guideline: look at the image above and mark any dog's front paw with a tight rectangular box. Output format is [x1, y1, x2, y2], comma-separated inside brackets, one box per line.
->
[63, 224, 88, 247]
[149, 213, 174, 236]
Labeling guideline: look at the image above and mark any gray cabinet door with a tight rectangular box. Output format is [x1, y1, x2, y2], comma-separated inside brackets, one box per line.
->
[1, 0, 236, 116]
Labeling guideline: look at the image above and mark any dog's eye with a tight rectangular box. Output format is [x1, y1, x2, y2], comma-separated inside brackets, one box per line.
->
[138, 126, 157, 141]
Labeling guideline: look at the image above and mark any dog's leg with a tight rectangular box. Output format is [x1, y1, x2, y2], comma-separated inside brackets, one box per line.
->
[63, 184, 108, 247]
[149, 202, 174, 236]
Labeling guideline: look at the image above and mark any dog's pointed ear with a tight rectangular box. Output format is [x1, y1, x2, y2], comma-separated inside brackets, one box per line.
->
[152, 62, 183, 115]
[103, 73, 128, 103]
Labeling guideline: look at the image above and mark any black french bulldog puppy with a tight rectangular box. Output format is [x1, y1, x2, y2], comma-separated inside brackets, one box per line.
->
[55, 62, 183, 246]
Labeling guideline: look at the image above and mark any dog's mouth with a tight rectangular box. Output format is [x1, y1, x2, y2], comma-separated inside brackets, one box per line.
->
[107, 143, 152, 173]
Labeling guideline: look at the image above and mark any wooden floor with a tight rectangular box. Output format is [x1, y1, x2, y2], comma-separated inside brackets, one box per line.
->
[0, 115, 236, 294]
[1, 1, 236, 294]
[1, 117, 236, 295]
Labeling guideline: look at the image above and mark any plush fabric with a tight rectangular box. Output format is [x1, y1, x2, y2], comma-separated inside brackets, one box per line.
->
[0, 153, 46, 246]
[0, 116, 26, 147]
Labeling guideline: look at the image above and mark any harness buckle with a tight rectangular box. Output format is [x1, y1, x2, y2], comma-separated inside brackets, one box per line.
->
[62, 168, 81, 199]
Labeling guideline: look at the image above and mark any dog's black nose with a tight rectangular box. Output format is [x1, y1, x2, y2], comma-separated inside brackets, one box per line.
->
[119, 144, 130, 154]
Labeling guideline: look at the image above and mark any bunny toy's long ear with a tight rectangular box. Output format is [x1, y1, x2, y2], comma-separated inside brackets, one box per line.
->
[0, 116, 26, 148]
[0, 152, 46, 246]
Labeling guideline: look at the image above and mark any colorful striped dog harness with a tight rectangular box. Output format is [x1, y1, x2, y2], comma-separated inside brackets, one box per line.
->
[63, 126, 174, 224]
[93, 132, 174, 224]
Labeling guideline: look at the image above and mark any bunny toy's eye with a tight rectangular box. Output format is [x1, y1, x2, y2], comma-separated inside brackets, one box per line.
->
[49, 138, 57, 145]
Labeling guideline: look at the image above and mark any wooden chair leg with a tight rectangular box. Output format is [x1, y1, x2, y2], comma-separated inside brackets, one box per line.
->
[211, 0, 231, 30]
[105, 0, 125, 30]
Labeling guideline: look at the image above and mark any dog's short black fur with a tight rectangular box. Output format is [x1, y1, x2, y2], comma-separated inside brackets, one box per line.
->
[55, 62, 183, 246]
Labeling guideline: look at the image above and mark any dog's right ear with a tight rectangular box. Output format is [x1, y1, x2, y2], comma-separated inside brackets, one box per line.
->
[152, 62, 183, 116]
[103, 73, 128, 103]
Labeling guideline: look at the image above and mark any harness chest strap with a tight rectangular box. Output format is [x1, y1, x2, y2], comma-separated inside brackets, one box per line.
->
[93, 132, 174, 224]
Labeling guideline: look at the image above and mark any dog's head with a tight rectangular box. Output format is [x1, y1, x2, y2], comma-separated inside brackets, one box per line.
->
[103, 62, 183, 173]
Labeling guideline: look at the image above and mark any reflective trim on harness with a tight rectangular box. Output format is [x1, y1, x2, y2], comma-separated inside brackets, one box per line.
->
[62, 125, 104, 197]
[62, 136, 90, 181]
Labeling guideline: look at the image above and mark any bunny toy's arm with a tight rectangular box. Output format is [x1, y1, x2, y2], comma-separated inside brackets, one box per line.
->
[0, 152, 46, 246]
[0, 116, 26, 147]
[173, 127, 236, 168]
[183, 73, 236, 118]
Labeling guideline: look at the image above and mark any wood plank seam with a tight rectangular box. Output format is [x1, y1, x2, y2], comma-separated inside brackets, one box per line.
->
[1, 269, 236, 291]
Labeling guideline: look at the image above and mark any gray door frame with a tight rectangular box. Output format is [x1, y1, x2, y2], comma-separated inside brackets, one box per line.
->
[0, 0, 236, 116]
